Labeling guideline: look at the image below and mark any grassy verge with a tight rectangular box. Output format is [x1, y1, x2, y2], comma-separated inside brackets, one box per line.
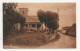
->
[4, 32, 60, 46]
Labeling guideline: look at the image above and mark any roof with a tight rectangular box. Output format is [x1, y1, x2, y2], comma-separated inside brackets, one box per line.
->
[25, 16, 41, 24]
[19, 8, 28, 9]
[62, 26, 71, 30]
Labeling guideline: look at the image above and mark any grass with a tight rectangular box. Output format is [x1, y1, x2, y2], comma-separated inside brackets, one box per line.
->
[3, 31, 60, 46]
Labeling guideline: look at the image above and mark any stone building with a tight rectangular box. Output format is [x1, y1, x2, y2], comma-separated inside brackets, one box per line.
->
[19, 8, 45, 31]
[19, 8, 29, 18]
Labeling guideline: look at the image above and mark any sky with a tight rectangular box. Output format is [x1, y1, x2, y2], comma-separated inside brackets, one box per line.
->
[16, 3, 76, 29]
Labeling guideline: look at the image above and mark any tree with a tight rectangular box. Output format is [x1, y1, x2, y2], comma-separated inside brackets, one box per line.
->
[37, 10, 59, 34]
[45, 11, 59, 34]
[3, 3, 26, 36]
[37, 10, 49, 31]
[37, 10, 45, 23]
[37, 10, 46, 31]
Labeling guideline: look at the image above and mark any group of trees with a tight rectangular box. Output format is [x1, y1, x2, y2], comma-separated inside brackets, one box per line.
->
[3, 3, 26, 36]
[37, 10, 59, 34]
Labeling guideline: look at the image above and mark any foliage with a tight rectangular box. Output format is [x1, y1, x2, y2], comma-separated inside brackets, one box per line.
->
[45, 11, 59, 30]
[37, 10, 59, 34]
[3, 3, 26, 35]
[37, 10, 46, 23]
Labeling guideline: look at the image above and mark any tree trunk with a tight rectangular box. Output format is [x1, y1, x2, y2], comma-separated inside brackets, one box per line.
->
[52, 30, 54, 34]
[48, 28, 51, 34]
[42, 23, 43, 32]
[45, 23, 47, 32]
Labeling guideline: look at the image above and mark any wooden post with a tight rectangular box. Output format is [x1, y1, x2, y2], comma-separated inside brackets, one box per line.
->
[45, 24, 47, 32]
[28, 24, 30, 31]
[35, 24, 37, 31]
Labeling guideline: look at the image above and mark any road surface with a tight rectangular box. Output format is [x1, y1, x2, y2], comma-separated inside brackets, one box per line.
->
[4, 33, 76, 48]
[38, 33, 76, 48]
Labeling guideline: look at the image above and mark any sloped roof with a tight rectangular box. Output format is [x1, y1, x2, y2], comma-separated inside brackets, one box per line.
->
[25, 16, 41, 24]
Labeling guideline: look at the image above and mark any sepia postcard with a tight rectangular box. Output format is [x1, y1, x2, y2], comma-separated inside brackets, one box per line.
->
[3, 3, 76, 48]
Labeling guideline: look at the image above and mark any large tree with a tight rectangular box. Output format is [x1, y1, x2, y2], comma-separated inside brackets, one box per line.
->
[3, 3, 26, 36]
[37, 10, 45, 23]
[45, 11, 59, 34]
[37, 10, 46, 31]
[37, 10, 59, 34]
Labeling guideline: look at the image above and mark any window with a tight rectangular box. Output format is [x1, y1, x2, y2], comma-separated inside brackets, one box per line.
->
[32, 24, 35, 27]
[26, 24, 28, 27]
[37, 24, 41, 28]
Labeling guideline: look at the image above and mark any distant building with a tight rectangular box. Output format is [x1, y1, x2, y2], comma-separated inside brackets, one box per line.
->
[62, 24, 76, 36]
[61, 26, 71, 34]
[66, 24, 76, 36]
[62, 26, 71, 30]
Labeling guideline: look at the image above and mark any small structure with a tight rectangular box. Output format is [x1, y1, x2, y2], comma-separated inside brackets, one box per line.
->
[67, 24, 76, 36]
[62, 26, 71, 30]
[62, 24, 76, 36]
[61, 26, 71, 34]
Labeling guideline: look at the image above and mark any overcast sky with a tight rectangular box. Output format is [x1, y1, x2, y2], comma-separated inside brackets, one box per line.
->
[16, 3, 76, 29]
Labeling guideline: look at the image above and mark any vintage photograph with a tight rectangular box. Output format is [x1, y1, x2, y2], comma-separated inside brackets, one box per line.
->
[3, 3, 76, 48]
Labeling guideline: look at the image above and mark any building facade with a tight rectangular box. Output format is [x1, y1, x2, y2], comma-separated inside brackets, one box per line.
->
[19, 8, 45, 32]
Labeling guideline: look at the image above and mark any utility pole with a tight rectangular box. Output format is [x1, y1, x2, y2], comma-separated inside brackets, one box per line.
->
[57, 7, 59, 21]
[57, 7, 59, 14]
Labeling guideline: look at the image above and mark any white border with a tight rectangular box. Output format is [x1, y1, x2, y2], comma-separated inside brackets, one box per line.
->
[1, 0, 76, 3]
[0, 0, 80, 51]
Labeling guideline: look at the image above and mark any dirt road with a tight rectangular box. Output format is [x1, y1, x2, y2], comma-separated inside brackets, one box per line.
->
[38, 33, 76, 48]
[4, 32, 76, 48]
